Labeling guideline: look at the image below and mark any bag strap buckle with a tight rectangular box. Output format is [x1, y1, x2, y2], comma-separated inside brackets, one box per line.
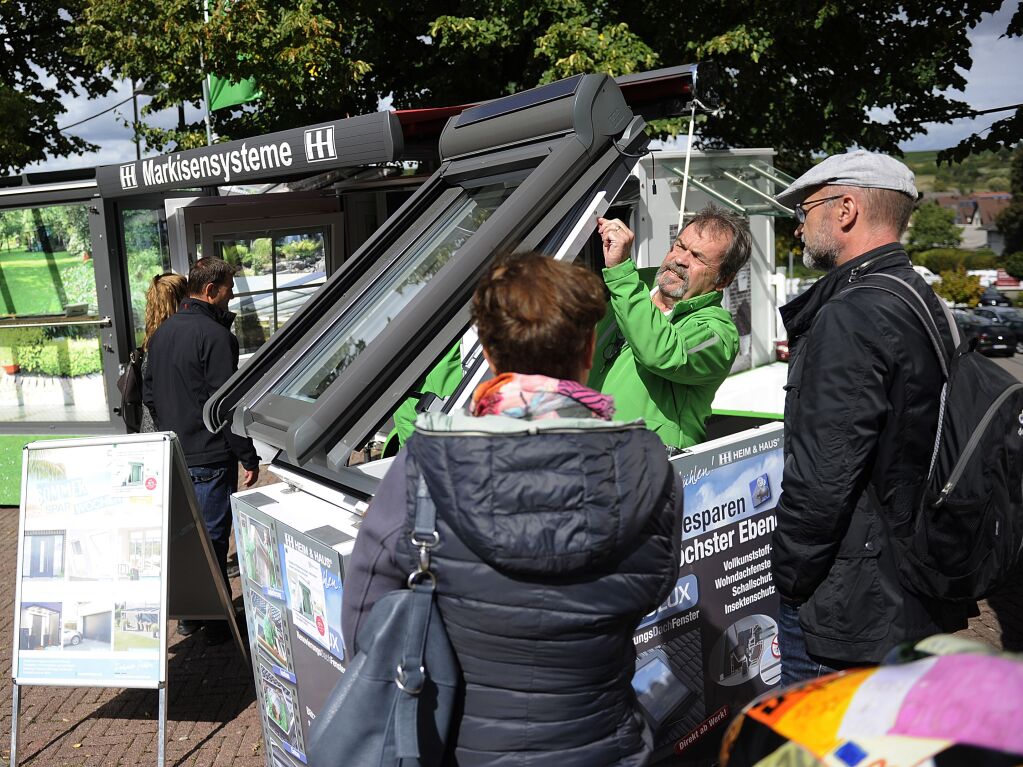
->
[395, 663, 426, 695]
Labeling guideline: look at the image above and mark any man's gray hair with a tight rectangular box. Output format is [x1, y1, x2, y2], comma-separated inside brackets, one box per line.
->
[682, 206, 753, 282]
[825, 185, 916, 236]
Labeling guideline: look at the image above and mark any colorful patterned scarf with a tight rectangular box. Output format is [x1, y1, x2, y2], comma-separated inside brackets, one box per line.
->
[471, 373, 615, 421]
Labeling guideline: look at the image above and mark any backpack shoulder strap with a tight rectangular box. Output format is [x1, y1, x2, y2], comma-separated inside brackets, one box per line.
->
[844, 273, 954, 381]
[844, 272, 954, 480]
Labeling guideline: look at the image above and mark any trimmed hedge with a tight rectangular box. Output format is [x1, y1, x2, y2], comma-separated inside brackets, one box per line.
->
[0, 327, 102, 376]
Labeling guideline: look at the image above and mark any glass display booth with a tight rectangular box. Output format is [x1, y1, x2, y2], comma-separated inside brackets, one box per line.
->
[0, 66, 698, 443]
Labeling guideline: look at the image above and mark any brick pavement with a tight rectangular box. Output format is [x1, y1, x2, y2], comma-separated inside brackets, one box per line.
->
[0, 501, 265, 767]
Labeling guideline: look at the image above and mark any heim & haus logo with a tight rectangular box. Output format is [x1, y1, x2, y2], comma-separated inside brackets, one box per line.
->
[119, 163, 138, 190]
[304, 126, 337, 163]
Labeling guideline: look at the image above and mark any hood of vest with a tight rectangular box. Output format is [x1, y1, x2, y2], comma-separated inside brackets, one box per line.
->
[405, 411, 673, 578]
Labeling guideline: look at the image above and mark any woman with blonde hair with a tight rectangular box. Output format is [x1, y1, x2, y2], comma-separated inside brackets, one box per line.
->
[139, 272, 186, 432]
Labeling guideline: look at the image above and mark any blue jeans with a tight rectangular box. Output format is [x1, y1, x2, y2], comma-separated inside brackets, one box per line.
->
[189, 460, 236, 584]
[778, 601, 842, 686]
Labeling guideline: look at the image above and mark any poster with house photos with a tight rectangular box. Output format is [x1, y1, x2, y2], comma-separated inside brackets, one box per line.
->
[14, 436, 170, 687]
[633, 423, 783, 764]
[233, 490, 350, 767]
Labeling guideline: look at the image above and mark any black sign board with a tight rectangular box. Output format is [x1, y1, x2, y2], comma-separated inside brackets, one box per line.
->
[635, 423, 784, 765]
[96, 111, 404, 198]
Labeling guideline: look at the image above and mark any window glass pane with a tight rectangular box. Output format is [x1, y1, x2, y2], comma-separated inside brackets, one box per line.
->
[231, 290, 276, 355]
[0, 325, 108, 421]
[216, 227, 329, 355]
[277, 181, 518, 403]
[0, 203, 108, 422]
[0, 204, 97, 317]
[275, 230, 326, 287]
[217, 236, 273, 283]
[276, 286, 323, 328]
[122, 209, 172, 348]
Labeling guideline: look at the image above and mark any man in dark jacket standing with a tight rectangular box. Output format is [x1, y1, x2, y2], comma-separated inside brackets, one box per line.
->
[771, 151, 970, 684]
[144, 257, 259, 642]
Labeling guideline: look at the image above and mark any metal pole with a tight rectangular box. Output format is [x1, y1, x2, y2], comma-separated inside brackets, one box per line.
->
[10, 682, 20, 767]
[720, 170, 794, 215]
[157, 684, 166, 767]
[200, 0, 214, 146]
[132, 80, 141, 160]
[676, 99, 697, 233]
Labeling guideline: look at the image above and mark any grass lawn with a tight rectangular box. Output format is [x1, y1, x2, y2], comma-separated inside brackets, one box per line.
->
[0, 247, 90, 316]
[113, 629, 159, 650]
[0, 435, 77, 506]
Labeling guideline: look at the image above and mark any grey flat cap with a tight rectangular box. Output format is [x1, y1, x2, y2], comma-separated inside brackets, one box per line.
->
[775, 150, 917, 207]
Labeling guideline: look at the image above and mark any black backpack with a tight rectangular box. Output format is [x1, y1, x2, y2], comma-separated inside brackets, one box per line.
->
[116, 347, 145, 433]
[848, 273, 1023, 601]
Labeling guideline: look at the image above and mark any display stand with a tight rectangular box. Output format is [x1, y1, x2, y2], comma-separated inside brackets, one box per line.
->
[232, 484, 362, 767]
[636, 422, 785, 765]
[9, 433, 244, 767]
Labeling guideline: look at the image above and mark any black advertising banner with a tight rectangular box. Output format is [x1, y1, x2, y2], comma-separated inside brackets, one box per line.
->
[95, 111, 403, 198]
[633, 423, 784, 764]
[233, 487, 357, 767]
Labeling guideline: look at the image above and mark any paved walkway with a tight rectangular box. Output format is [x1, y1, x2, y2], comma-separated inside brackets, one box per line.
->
[0, 503, 264, 767]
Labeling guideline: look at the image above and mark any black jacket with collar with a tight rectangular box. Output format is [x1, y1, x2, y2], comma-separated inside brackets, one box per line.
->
[772, 243, 970, 663]
[142, 297, 258, 469]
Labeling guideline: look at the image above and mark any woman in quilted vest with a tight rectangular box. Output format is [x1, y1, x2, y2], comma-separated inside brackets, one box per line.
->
[342, 252, 683, 766]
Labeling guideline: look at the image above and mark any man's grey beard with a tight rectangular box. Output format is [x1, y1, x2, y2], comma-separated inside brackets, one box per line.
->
[656, 264, 688, 300]
[802, 236, 840, 271]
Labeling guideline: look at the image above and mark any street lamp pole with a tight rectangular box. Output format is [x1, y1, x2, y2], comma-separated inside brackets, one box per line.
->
[131, 79, 141, 160]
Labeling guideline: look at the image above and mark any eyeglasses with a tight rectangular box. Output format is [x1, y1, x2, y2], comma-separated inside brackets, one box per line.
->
[793, 194, 844, 224]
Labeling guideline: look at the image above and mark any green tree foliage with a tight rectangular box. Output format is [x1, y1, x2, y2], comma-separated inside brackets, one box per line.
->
[71, 0, 1018, 167]
[0, 0, 113, 173]
[916, 247, 997, 273]
[935, 266, 983, 307]
[996, 146, 1023, 254]
[1004, 252, 1023, 281]
[77, 0, 382, 150]
[907, 203, 962, 254]
[627, 0, 1014, 169]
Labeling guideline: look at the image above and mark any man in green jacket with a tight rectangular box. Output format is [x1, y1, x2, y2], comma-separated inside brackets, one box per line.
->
[588, 207, 752, 449]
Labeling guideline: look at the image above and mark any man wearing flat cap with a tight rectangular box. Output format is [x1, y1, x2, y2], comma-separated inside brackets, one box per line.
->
[770, 150, 972, 682]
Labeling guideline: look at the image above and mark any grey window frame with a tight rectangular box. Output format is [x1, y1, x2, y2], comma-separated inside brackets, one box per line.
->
[207, 72, 648, 488]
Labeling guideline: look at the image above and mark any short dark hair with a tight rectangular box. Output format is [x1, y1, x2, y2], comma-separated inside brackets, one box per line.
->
[187, 258, 237, 296]
[682, 206, 752, 283]
[826, 185, 916, 236]
[472, 253, 606, 380]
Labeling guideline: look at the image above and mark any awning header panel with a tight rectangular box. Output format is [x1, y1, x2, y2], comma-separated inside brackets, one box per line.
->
[96, 111, 403, 198]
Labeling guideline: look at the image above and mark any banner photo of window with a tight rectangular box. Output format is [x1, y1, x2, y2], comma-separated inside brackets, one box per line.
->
[14, 437, 170, 687]
[633, 423, 784, 764]
[232, 489, 351, 767]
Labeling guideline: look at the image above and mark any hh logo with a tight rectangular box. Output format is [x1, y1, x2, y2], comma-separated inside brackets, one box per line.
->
[119, 163, 138, 189]
[304, 126, 337, 163]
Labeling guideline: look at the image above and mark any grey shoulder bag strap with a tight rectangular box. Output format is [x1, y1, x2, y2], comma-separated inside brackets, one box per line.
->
[307, 457, 460, 767]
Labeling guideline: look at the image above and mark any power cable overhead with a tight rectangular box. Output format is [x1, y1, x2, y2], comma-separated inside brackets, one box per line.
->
[58, 94, 136, 132]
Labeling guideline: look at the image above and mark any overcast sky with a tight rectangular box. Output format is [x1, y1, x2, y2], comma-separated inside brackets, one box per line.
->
[19, 2, 1023, 174]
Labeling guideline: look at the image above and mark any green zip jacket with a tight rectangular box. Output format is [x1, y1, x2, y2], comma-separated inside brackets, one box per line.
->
[587, 259, 738, 448]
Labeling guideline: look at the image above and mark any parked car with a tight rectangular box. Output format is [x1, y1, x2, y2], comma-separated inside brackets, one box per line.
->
[978, 287, 1012, 307]
[952, 310, 1017, 357]
[62, 629, 82, 646]
[972, 306, 1023, 354]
